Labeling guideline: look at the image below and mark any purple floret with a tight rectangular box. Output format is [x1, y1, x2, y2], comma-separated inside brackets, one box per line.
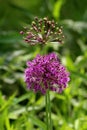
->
[24, 53, 70, 94]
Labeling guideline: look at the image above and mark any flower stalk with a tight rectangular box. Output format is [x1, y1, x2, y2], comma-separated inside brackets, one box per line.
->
[45, 90, 52, 130]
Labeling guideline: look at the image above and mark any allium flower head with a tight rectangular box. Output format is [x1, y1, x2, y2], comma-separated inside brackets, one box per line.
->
[25, 53, 70, 94]
[20, 17, 64, 45]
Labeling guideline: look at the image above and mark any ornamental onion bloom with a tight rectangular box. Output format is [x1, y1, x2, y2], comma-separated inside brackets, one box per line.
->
[20, 17, 64, 45]
[25, 53, 70, 94]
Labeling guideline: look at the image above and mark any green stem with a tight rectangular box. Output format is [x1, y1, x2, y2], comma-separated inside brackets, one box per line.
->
[45, 92, 49, 130]
[45, 90, 52, 130]
[48, 90, 52, 130]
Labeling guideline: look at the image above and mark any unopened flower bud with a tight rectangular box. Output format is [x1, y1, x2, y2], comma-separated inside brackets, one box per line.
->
[20, 17, 65, 45]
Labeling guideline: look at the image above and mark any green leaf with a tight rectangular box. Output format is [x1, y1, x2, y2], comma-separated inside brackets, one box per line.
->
[53, 0, 65, 19]
[29, 114, 46, 130]
[75, 55, 87, 69]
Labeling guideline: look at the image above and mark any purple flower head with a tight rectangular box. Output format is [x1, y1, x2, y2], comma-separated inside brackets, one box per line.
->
[20, 17, 65, 45]
[25, 53, 70, 94]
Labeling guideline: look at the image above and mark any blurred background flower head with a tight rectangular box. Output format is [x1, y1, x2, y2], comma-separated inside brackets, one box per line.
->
[20, 17, 64, 45]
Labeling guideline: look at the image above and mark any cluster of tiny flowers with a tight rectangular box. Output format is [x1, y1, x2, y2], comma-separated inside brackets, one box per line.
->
[20, 17, 64, 45]
[25, 53, 70, 94]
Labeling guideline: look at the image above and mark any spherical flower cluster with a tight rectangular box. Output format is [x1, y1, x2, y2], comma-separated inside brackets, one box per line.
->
[20, 17, 64, 45]
[25, 53, 70, 94]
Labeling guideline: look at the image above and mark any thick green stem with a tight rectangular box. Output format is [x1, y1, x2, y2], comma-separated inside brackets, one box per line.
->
[45, 90, 52, 130]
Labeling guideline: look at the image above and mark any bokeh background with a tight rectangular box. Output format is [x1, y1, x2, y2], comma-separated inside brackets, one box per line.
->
[0, 0, 87, 130]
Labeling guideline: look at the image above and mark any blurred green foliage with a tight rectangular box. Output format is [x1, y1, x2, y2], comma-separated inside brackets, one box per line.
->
[0, 0, 87, 130]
